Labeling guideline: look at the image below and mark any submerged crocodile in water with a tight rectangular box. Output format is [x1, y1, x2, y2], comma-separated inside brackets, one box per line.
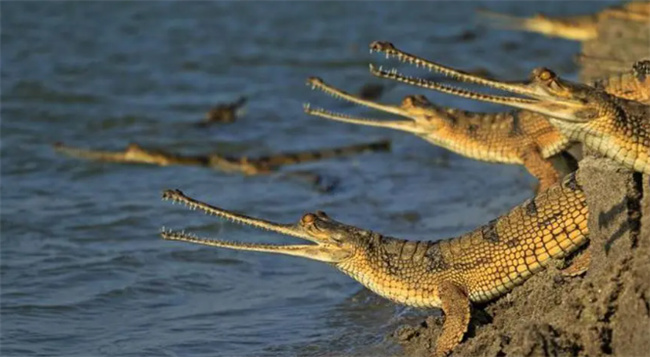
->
[197, 96, 247, 126]
[160, 172, 589, 356]
[366, 41, 650, 175]
[53, 140, 391, 175]
[478, 2, 650, 41]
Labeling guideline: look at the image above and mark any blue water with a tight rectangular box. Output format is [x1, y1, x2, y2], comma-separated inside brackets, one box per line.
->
[1, 2, 617, 356]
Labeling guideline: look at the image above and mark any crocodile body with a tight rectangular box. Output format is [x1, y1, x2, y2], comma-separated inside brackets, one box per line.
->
[160, 172, 589, 356]
[54, 140, 391, 175]
[366, 41, 650, 175]
[479, 2, 650, 41]
[305, 79, 568, 191]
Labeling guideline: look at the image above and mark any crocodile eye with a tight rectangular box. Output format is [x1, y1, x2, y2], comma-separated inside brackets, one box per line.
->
[537, 68, 555, 81]
[315, 211, 329, 219]
[301, 213, 316, 225]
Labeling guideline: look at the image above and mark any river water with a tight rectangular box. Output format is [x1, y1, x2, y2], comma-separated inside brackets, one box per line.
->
[1, 2, 618, 356]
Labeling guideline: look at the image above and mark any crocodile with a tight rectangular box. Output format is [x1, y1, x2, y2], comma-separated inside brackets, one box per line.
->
[366, 41, 650, 175]
[53, 140, 391, 175]
[198, 96, 247, 126]
[160, 172, 589, 356]
[478, 2, 650, 41]
[304, 78, 568, 191]
[365, 42, 649, 104]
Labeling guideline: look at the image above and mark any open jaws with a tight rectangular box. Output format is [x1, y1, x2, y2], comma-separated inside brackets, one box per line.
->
[368, 42, 591, 123]
[304, 77, 420, 133]
[160, 189, 350, 263]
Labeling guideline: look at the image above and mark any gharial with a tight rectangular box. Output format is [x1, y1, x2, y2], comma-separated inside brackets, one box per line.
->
[305, 52, 649, 190]
[54, 140, 391, 176]
[305, 78, 569, 191]
[197, 96, 247, 126]
[365, 41, 650, 175]
[160, 172, 590, 357]
[362, 42, 649, 105]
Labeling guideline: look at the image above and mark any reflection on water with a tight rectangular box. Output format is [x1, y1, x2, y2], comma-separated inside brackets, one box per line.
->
[1, 1, 616, 356]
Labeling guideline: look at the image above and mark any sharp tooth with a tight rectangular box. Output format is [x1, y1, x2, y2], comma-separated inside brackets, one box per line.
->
[385, 53, 389, 59]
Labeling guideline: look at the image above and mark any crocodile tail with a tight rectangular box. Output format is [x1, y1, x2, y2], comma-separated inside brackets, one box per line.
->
[252, 140, 391, 168]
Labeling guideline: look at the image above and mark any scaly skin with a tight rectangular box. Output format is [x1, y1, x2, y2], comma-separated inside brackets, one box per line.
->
[478, 2, 650, 41]
[160, 172, 589, 356]
[304, 78, 568, 191]
[54, 140, 391, 175]
[366, 41, 650, 175]
[592, 60, 650, 104]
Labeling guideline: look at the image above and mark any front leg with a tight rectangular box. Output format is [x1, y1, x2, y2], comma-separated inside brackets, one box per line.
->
[521, 147, 560, 192]
[435, 282, 471, 357]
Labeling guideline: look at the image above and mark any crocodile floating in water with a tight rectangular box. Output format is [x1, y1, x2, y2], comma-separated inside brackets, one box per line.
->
[478, 2, 650, 41]
[53, 140, 391, 175]
[197, 96, 247, 126]
[366, 41, 650, 175]
[160, 172, 589, 356]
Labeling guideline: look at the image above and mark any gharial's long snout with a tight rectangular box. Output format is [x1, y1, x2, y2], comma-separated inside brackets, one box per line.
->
[160, 189, 352, 263]
[367, 41, 595, 123]
[303, 77, 421, 133]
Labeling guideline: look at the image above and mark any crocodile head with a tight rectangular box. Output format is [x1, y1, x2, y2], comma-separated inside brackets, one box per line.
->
[203, 97, 247, 123]
[367, 41, 621, 124]
[160, 189, 375, 263]
[205, 107, 237, 123]
[304, 77, 455, 133]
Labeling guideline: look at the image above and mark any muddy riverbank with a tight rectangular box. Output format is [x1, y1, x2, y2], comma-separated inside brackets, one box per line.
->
[393, 12, 650, 357]
[394, 159, 649, 357]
